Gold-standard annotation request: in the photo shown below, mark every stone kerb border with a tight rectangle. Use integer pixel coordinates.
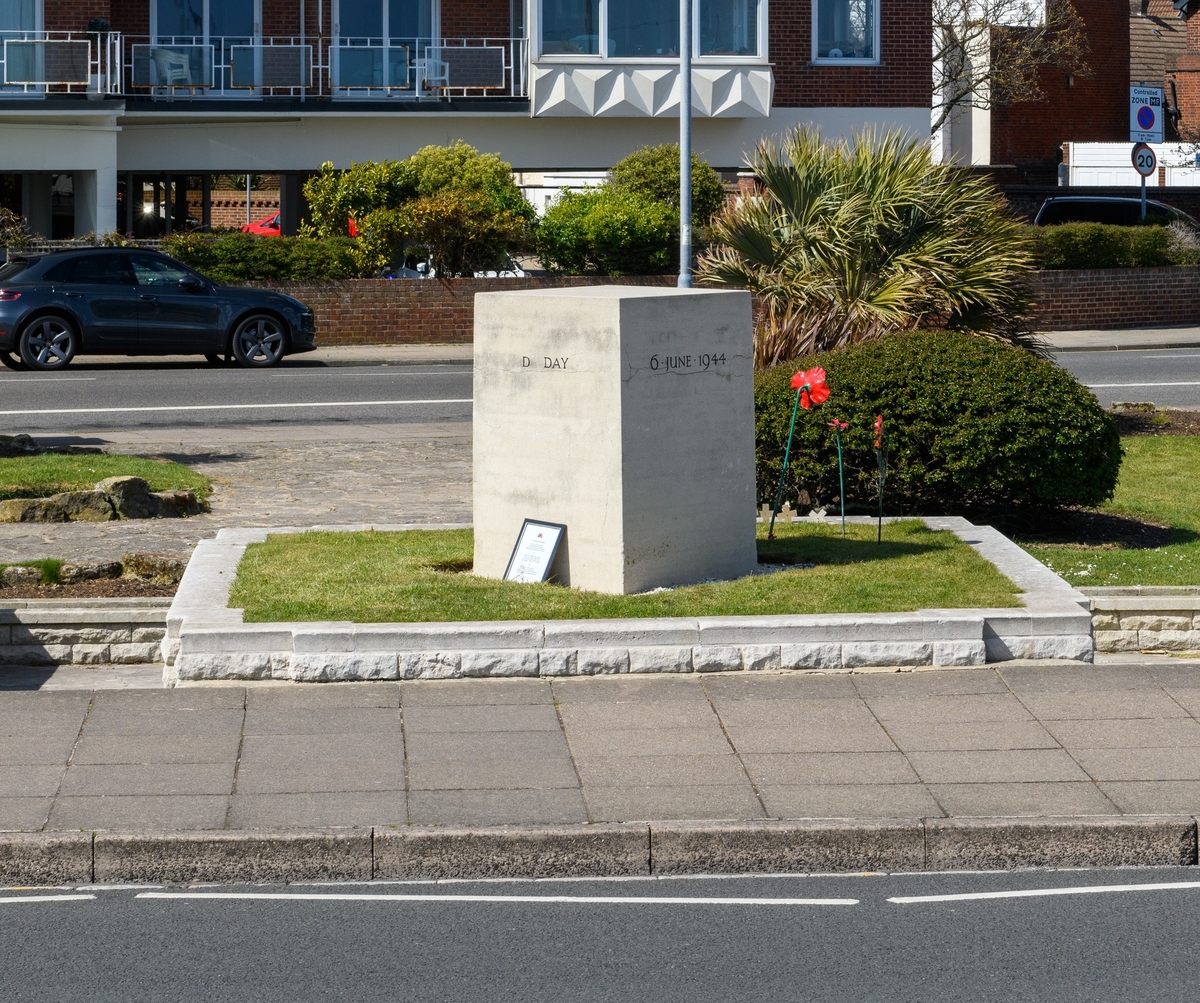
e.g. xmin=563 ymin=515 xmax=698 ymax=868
xmin=0 ymin=599 xmax=170 ymax=667
xmin=1086 ymin=587 xmax=1200 ymax=654
xmin=161 ymin=518 xmax=1094 ymax=685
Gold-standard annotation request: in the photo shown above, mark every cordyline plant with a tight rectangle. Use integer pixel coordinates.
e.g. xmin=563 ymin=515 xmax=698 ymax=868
xmin=697 ymin=128 xmax=1039 ymax=368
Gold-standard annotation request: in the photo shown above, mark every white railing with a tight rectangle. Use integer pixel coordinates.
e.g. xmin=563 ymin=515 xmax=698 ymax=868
xmin=122 ymin=35 xmax=528 ymax=99
xmin=0 ymin=30 xmax=122 ymax=95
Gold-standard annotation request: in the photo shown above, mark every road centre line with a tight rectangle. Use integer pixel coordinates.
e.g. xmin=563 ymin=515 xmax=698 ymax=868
xmin=0 ymin=377 xmax=98 ymax=382
xmin=1086 ymin=381 xmax=1200 ymax=388
xmin=889 ymin=880 xmax=1200 ymax=904
xmin=136 ymin=892 xmax=858 ymax=906
xmin=0 ymin=894 xmax=96 ymax=905
xmin=0 ymin=398 xmax=472 ymax=417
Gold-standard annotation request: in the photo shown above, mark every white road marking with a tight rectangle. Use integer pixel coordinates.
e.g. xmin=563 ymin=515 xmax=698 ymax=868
xmin=0 ymin=894 xmax=96 ymax=905
xmin=0 ymin=377 xmax=98 ymax=382
xmin=1086 ymin=381 xmax=1200 ymax=388
xmin=137 ymin=891 xmax=858 ymax=906
xmin=889 ymin=880 xmax=1200 ymax=904
xmin=0 ymin=398 xmax=472 ymax=417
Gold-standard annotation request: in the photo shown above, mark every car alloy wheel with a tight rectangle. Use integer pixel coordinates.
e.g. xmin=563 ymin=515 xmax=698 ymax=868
xmin=19 ymin=315 xmax=77 ymax=371
xmin=231 ymin=314 xmax=286 ymax=368
xmin=0 ymin=350 xmax=28 ymax=372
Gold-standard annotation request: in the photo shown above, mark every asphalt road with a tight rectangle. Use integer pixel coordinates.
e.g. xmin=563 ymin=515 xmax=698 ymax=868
xmin=1054 ymin=347 xmax=1200 ymax=409
xmin=0 ymin=360 xmax=473 ymax=436
xmin=3 ymin=868 xmax=1200 ymax=1001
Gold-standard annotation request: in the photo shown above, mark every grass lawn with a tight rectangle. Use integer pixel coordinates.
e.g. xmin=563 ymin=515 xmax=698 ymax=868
xmin=0 ymin=454 xmax=211 ymax=502
xmin=1021 ymin=435 xmax=1200 ymax=587
xmin=230 ymin=520 xmax=1021 ymax=623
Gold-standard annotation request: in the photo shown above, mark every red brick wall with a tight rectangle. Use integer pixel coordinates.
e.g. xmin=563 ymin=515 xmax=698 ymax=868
xmin=770 ymin=0 xmax=932 ymax=107
xmin=44 ymin=0 xmax=112 ymax=31
xmin=990 ymin=0 xmax=1129 ymax=168
xmin=1032 ymin=266 xmax=1200 ymax=329
xmin=441 ymin=0 xmax=511 ymax=39
xmin=109 ymin=0 xmax=148 ymax=37
xmin=248 ymin=275 xmax=676 ymax=345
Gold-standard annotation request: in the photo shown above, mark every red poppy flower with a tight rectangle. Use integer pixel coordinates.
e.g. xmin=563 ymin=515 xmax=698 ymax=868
xmin=827 ymin=419 xmax=849 ymax=432
xmin=874 ymin=414 xmax=884 ymax=449
xmin=791 ymin=367 xmax=830 ymax=410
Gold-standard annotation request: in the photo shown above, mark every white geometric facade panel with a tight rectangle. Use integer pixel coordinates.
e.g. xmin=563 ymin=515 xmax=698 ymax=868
xmin=531 ymin=63 xmax=772 ymax=118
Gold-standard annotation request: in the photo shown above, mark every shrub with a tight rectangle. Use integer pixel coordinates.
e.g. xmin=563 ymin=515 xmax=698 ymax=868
xmin=1032 ymin=223 xmax=1174 ymax=268
xmin=699 ymin=128 xmax=1036 ymax=368
xmin=161 ymin=233 xmax=364 ymax=282
xmin=534 ymin=188 xmax=678 ymax=275
xmin=608 ymin=143 xmax=727 ymax=227
xmin=755 ymin=330 xmax=1122 ymax=514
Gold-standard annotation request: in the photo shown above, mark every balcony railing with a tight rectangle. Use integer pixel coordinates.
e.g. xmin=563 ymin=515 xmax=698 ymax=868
xmin=0 ymin=30 xmax=122 ymax=95
xmin=122 ymin=36 xmax=528 ymax=100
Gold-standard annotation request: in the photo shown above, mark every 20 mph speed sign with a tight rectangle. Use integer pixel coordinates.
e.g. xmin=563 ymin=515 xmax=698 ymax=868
xmin=1132 ymin=143 xmax=1157 ymax=178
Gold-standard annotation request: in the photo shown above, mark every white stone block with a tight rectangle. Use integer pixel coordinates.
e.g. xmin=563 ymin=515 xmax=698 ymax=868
xmin=997 ymin=635 xmax=1094 ymax=661
xmin=780 ymin=643 xmax=842 ymax=671
xmin=473 ymin=286 xmax=757 ymax=594
xmin=1145 ymin=630 xmax=1200 ymax=652
xmin=71 ymin=644 xmax=111 ymax=665
xmin=692 ymin=645 xmax=743 ymax=673
xmin=1091 ymin=613 xmax=1120 ymax=631
xmin=289 ymin=652 xmax=399 ymax=682
xmin=538 ymin=649 xmax=579 ymax=676
xmin=628 ymin=646 xmax=694 ymax=673
xmin=0 ymin=644 xmax=72 ymax=666
xmin=178 ymin=626 xmax=294 ymax=654
xmin=271 ymin=652 xmax=292 ymax=679
xmin=1095 ymin=630 xmax=1141 ymax=652
xmin=460 ymin=650 xmax=540 ymax=678
xmin=1121 ymin=615 xmax=1195 ymax=632
xmin=577 ymin=648 xmax=631 ymax=675
xmin=175 ymin=652 xmax=271 ymax=680
xmin=544 ymin=618 xmax=699 ymax=648
xmin=132 ymin=627 xmax=167 ymax=643
xmin=932 ymin=640 xmax=988 ymax=666
xmin=107 ymin=642 xmax=162 ymax=664
xmin=842 ymin=642 xmax=933 ymax=668
xmin=740 ymin=645 xmax=782 ymax=672
xmin=357 ymin=623 xmax=543 ymax=652
xmin=291 ymin=626 xmax=356 ymax=653
xmin=400 ymin=652 xmax=463 ymax=680
xmin=14 ymin=627 xmax=130 ymax=645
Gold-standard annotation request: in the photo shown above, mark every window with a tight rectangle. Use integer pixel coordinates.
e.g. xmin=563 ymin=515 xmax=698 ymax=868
xmin=540 ymin=0 xmax=761 ymax=58
xmin=333 ymin=0 xmax=433 ymax=89
xmin=69 ymin=253 xmax=133 ymax=285
xmin=131 ymin=255 xmax=191 ymax=287
xmin=813 ymin=0 xmax=876 ymax=62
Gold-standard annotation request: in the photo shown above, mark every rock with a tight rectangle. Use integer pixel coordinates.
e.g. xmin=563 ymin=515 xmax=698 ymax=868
xmin=60 ymin=561 xmax=123 ymax=584
xmin=151 ymin=489 xmax=205 ymax=518
xmin=30 ymin=490 xmax=116 ymax=522
xmin=1 ymin=565 xmax=42 ymax=586
xmin=122 ymin=552 xmax=188 ymax=583
xmin=0 ymin=434 xmax=41 ymax=458
xmin=0 ymin=499 xmax=36 ymax=522
xmin=96 ymin=476 xmax=156 ymax=519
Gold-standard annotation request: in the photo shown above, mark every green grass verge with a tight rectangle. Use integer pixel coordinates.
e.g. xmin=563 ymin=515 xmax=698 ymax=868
xmin=0 ymin=454 xmax=211 ymax=502
xmin=230 ymin=520 xmax=1021 ymax=623
xmin=0 ymin=559 xmax=63 ymax=585
xmin=1022 ymin=436 xmax=1200 ymax=586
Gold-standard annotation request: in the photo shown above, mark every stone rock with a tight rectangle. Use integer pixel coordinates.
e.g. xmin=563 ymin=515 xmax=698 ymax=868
xmin=97 ymin=476 xmax=156 ymax=519
xmin=1 ymin=565 xmax=42 ymax=586
xmin=0 ymin=434 xmax=40 ymax=458
xmin=121 ymin=552 xmax=188 ymax=583
xmin=60 ymin=562 xmax=123 ymax=584
xmin=151 ymin=489 xmax=205 ymax=518
xmin=0 ymin=499 xmax=36 ymax=522
xmin=9 ymin=490 xmax=116 ymax=523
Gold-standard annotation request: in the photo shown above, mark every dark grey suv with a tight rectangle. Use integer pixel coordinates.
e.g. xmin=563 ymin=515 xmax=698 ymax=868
xmin=0 ymin=247 xmax=316 ymax=371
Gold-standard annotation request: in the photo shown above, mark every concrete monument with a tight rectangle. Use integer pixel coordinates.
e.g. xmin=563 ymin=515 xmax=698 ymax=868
xmin=473 ymin=285 xmax=757 ymax=594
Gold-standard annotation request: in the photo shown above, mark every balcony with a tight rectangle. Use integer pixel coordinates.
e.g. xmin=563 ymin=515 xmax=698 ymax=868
xmin=0 ymin=30 xmax=122 ymax=96
xmin=121 ymin=36 xmax=528 ymax=101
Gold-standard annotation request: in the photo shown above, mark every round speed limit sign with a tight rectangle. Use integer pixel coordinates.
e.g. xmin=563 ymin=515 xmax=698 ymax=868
xmin=1132 ymin=142 xmax=1157 ymax=178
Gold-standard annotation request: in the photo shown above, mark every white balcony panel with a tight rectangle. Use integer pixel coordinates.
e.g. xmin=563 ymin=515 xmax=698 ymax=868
xmin=531 ymin=63 xmax=771 ymax=117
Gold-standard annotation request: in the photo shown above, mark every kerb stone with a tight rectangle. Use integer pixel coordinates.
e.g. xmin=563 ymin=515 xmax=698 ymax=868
xmin=0 ymin=834 xmax=93 ymax=885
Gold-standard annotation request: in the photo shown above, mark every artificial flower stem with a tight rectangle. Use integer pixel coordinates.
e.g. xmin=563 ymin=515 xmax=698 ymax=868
xmin=875 ymin=445 xmax=887 ymax=544
xmin=768 ymin=386 xmax=804 ymax=541
xmin=834 ymin=427 xmax=846 ymax=537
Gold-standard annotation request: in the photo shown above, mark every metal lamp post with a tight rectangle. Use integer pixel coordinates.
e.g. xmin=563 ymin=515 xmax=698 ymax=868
xmin=678 ymin=0 xmax=692 ymax=288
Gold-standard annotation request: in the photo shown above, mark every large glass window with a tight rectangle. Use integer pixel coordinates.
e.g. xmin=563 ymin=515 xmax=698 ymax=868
xmin=0 ymin=0 xmax=38 ymax=32
xmin=156 ymin=0 xmax=203 ymax=37
xmin=333 ymin=0 xmax=432 ymax=88
xmin=814 ymin=0 xmax=875 ymax=61
xmin=541 ymin=0 xmax=759 ymax=59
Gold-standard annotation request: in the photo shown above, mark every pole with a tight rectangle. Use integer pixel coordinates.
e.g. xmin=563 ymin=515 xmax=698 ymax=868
xmin=246 ymin=174 xmax=252 ymax=227
xmin=677 ymin=0 xmax=692 ymax=288
xmin=1141 ymin=175 xmax=1147 ymax=220
xmin=768 ymin=389 xmax=802 ymax=541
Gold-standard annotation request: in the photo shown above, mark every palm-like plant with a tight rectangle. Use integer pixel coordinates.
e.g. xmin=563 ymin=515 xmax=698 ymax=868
xmin=697 ymin=128 xmax=1038 ymax=368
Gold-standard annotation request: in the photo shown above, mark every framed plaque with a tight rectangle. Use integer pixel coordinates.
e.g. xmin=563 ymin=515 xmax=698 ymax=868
xmin=503 ymin=519 xmax=566 ymax=583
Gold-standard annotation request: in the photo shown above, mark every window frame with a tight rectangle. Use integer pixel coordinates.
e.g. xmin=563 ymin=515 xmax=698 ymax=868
xmin=533 ymin=0 xmax=768 ymax=64
xmin=810 ymin=0 xmax=880 ymax=66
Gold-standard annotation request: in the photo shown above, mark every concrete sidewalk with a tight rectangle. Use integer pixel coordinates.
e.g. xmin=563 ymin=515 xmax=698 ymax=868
xmin=5 ymin=658 xmax=1200 ymax=834
xmin=59 ymin=344 xmax=472 ymax=369
xmin=1043 ymin=327 xmax=1200 ymax=352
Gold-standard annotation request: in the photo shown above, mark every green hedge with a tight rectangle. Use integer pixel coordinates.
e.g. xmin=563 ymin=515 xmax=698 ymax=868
xmin=756 ymin=331 xmax=1122 ymax=513
xmin=161 ymin=233 xmax=366 ymax=282
xmin=1031 ymin=223 xmax=1178 ymax=269
xmin=533 ymin=189 xmax=678 ymax=275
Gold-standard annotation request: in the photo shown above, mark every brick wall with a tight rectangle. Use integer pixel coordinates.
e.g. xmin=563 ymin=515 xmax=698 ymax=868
xmin=109 ymin=0 xmax=148 ymax=36
xmin=441 ymin=0 xmax=512 ymax=39
xmin=990 ymin=0 xmax=1129 ymax=168
xmin=770 ymin=0 xmax=931 ymax=107
xmin=250 ymin=275 xmax=677 ymax=345
xmin=44 ymin=0 xmax=111 ymax=31
xmin=1032 ymin=266 xmax=1200 ymax=329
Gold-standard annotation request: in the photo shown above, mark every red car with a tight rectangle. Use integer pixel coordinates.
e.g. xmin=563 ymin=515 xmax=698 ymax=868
xmin=242 ymin=213 xmax=281 ymax=236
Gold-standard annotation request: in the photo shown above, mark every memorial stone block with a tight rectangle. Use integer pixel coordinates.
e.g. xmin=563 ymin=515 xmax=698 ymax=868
xmin=473 ymin=286 xmax=757 ymax=594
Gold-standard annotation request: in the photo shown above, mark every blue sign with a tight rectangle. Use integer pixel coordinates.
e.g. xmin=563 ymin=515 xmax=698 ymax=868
xmin=1137 ymin=106 xmax=1156 ymax=130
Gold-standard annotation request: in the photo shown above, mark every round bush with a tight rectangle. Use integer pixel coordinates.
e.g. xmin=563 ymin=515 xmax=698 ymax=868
xmin=534 ymin=189 xmax=677 ymax=275
xmin=755 ymin=332 xmax=1122 ymax=513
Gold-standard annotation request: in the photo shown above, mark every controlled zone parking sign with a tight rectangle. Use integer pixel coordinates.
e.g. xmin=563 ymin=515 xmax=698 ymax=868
xmin=1130 ymin=86 xmax=1164 ymax=143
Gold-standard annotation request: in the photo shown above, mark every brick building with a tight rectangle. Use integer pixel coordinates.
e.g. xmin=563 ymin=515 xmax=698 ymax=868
xmin=0 ymin=0 xmax=931 ymax=237
xmin=1167 ymin=0 xmax=1200 ymax=139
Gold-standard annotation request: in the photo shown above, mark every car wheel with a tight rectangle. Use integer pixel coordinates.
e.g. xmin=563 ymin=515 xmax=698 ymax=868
xmin=0 ymin=351 xmax=28 ymax=372
xmin=231 ymin=315 xmax=286 ymax=368
xmin=19 ymin=315 xmax=78 ymax=371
